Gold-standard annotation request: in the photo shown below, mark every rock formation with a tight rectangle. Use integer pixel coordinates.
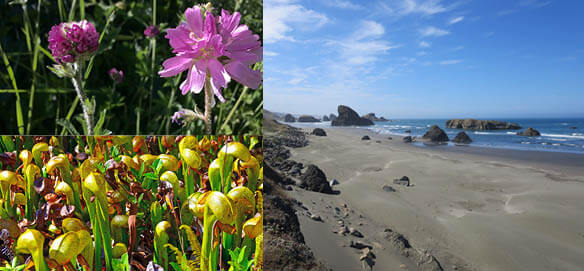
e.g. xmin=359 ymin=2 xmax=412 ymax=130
xmin=452 ymin=131 xmax=472 ymax=144
xmin=446 ymin=119 xmax=521 ymax=130
xmin=422 ymin=125 xmax=449 ymax=142
xmin=284 ymin=114 xmax=296 ymax=122
xmin=300 ymin=164 xmax=334 ymax=194
xmin=517 ymin=127 xmax=541 ymax=137
xmin=362 ymin=113 xmax=389 ymax=122
xmin=297 ymin=115 xmax=321 ymax=122
xmin=331 ymin=105 xmax=374 ymax=126
xmin=322 ymin=115 xmax=330 ymax=121
xmin=311 ymin=128 xmax=327 ymax=136
xmin=329 ymin=114 xmax=338 ymax=121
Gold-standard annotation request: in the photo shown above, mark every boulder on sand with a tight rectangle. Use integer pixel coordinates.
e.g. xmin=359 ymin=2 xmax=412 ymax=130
xmin=331 ymin=105 xmax=374 ymax=126
xmin=284 ymin=114 xmax=296 ymax=122
xmin=393 ymin=176 xmax=410 ymax=186
xmin=311 ymin=128 xmax=327 ymax=136
xmin=361 ymin=135 xmax=370 ymax=140
xmin=300 ymin=165 xmax=334 ymax=194
xmin=517 ymin=127 xmax=541 ymax=137
xmin=297 ymin=115 xmax=321 ymax=122
xmin=422 ymin=125 xmax=449 ymax=142
xmin=452 ymin=131 xmax=472 ymax=144
xmin=322 ymin=115 xmax=330 ymax=121
xmin=446 ymin=119 xmax=521 ymax=130
xmin=403 ymin=136 xmax=412 ymax=143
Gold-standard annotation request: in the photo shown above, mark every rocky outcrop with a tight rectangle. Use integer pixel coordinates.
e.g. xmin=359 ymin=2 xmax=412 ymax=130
xmin=284 ymin=114 xmax=296 ymax=122
xmin=446 ymin=119 xmax=521 ymax=130
xmin=300 ymin=165 xmax=334 ymax=194
xmin=422 ymin=125 xmax=449 ymax=142
xmin=264 ymin=165 xmax=330 ymax=271
xmin=331 ymin=105 xmax=374 ymax=126
xmin=297 ymin=115 xmax=321 ymax=122
xmin=452 ymin=131 xmax=472 ymax=144
xmin=322 ymin=115 xmax=330 ymax=121
xmin=362 ymin=113 xmax=389 ymax=122
xmin=329 ymin=114 xmax=337 ymax=121
xmin=311 ymin=128 xmax=327 ymax=136
xmin=517 ymin=127 xmax=540 ymax=137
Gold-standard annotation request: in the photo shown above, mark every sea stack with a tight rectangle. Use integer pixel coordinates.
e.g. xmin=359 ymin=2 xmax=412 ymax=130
xmin=331 ymin=105 xmax=374 ymax=126
xmin=284 ymin=114 xmax=296 ymax=122
xmin=517 ymin=127 xmax=541 ymax=136
xmin=297 ymin=115 xmax=321 ymax=122
xmin=452 ymin=131 xmax=472 ymax=144
xmin=422 ymin=125 xmax=449 ymax=142
xmin=446 ymin=119 xmax=521 ymax=130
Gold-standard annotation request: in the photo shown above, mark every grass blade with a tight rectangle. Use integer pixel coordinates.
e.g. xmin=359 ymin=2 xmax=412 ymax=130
xmin=0 ymin=43 xmax=25 ymax=134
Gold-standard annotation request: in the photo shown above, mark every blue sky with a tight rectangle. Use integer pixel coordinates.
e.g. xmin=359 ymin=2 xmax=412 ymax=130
xmin=264 ymin=0 xmax=584 ymax=118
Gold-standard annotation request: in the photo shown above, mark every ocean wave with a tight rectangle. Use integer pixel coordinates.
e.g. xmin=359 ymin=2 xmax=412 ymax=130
xmin=541 ymin=133 xmax=584 ymax=140
xmin=472 ymin=131 xmax=508 ymax=135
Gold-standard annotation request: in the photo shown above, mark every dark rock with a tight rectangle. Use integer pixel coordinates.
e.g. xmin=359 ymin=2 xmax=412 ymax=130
xmin=284 ymin=114 xmax=296 ymax=122
xmin=311 ymin=128 xmax=327 ymax=136
xmin=361 ymin=135 xmax=370 ymax=140
xmin=363 ymin=113 xmax=389 ymax=122
xmin=310 ymin=214 xmax=322 ymax=222
xmin=387 ymin=137 xmax=392 ymax=140
xmin=329 ymin=179 xmax=339 ymax=186
xmin=422 ymin=125 xmax=449 ymax=142
xmin=517 ymin=127 xmax=541 ymax=137
xmin=568 ymin=126 xmax=577 ymax=129
xmin=349 ymin=227 xmax=364 ymax=238
xmin=299 ymin=165 xmax=334 ymax=194
xmin=393 ymin=176 xmax=410 ymax=186
xmin=331 ymin=105 xmax=374 ymax=126
xmin=297 ymin=115 xmax=321 ymax=122
xmin=403 ymin=136 xmax=413 ymax=143
xmin=350 ymin=241 xmax=372 ymax=250
xmin=329 ymin=114 xmax=338 ymax=121
xmin=452 ymin=131 xmax=472 ymax=144
xmin=382 ymin=185 xmax=396 ymax=192
xmin=382 ymin=184 xmax=395 ymax=192
xmin=446 ymin=119 xmax=521 ymax=130
xmin=322 ymin=115 xmax=330 ymax=121
xmin=404 ymin=130 xmax=412 ymax=133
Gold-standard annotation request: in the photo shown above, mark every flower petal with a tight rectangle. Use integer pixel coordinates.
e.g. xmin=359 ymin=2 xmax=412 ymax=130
xmin=207 ymin=58 xmax=230 ymax=91
xmin=204 ymin=12 xmax=217 ymax=36
xmin=225 ymin=61 xmax=261 ymax=89
xmin=179 ymin=66 xmax=205 ymax=95
xmin=185 ymin=6 xmax=203 ymax=38
xmin=165 ymin=24 xmax=192 ymax=52
xmin=158 ymin=56 xmax=193 ymax=77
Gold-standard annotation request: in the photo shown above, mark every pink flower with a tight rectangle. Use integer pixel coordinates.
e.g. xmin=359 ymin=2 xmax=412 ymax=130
xmin=158 ymin=6 xmax=262 ymax=103
xmin=144 ymin=25 xmax=160 ymax=38
xmin=48 ymin=20 xmax=99 ymax=64
xmin=108 ymin=68 xmax=124 ymax=83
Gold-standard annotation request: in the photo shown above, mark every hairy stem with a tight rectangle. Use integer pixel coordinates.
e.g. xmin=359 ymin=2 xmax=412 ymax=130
xmin=203 ymin=76 xmax=213 ymax=134
xmin=72 ymin=63 xmax=93 ymax=135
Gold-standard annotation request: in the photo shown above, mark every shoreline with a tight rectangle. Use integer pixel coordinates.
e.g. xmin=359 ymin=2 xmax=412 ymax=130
xmin=267 ymin=124 xmax=584 ymax=271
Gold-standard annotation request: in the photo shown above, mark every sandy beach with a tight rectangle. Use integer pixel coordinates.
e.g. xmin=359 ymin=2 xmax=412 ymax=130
xmin=266 ymin=124 xmax=584 ymax=271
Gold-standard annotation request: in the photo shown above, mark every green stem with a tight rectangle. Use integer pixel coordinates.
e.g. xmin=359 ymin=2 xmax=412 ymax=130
xmin=96 ymin=194 xmax=113 ymax=271
xmin=83 ymin=189 xmax=102 ymax=271
xmin=201 ymin=208 xmax=215 ymax=271
xmin=31 ymin=250 xmax=49 ymax=271
xmin=218 ymin=86 xmax=248 ymax=133
xmin=203 ymin=76 xmax=213 ymax=134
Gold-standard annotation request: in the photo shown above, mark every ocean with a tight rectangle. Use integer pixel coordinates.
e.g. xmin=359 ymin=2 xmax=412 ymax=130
xmin=289 ymin=118 xmax=584 ymax=154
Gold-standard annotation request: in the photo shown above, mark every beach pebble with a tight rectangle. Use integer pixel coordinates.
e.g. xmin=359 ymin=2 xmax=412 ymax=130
xmin=330 ymin=179 xmax=339 ymax=186
xmin=388 ymin=137 xmax=393 ymax=140
xmin=362 ymin=135 xmax=371 ymax=140
xmin=399 ymin=264 xmax=407 ymax=269
xmin=382 ymin=185 xmax=396 ymax=192
xmin=350 ymin=240 xmax=372 ymax=250
xmin=350 ymin=227 xmax=364 ymax=238
xmin=310 ymin=214 xmax=323 ymax=222
xmin=337 ymin=226 xmax=349 ymax=235
xmin=393 ymin=176 xmax=410 ymax=186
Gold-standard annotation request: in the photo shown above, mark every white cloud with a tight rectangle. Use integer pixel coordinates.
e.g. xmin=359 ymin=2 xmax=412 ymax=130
xmin=448 ymin=16 xmax=464 ymax=25
xmin=355 ymin=20 xmax=385 ymax=40
xmin=519 ymin=0 xmax=551 ymax=8
xmin=324 ymin=0 xmax=362 ymax=9
xmin=264 ymin=0 xmax=328 ymax=43
xmin=452 ymin=46 xmax=464 ymax=51
xmin=401 ymin=0 xmax=447 ymax=15
xmin=264 ymin=51 xmax=279 ymax=56
xmin=417 ymin=51 xmax=428 ymax=56
xmin=440 ymin=59 xmax=463 ymax=65
xmin=419 ymin=41 xmax=431 ymax=48
xmin=420 ymin=26 xmax=449 ymax=37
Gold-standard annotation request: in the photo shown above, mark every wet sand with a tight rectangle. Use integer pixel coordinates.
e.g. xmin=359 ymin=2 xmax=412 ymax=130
xmin=287 ymin=127 xmax=584 ymax=271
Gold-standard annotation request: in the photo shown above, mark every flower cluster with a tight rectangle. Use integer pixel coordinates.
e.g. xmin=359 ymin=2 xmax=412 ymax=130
xmin=48 ymin=20 xmax=99 ymax=64
xmin=159 ymin=6 xmax=262 ymax=103
xmin=108 ymin=68 xmax=124 ymax=83
xmin=144 ymin=25 xmax=160 ymax=38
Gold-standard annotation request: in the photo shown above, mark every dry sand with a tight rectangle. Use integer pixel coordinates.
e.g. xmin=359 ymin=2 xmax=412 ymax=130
xmin=285 ymin=127 xmax=584 ymax=271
